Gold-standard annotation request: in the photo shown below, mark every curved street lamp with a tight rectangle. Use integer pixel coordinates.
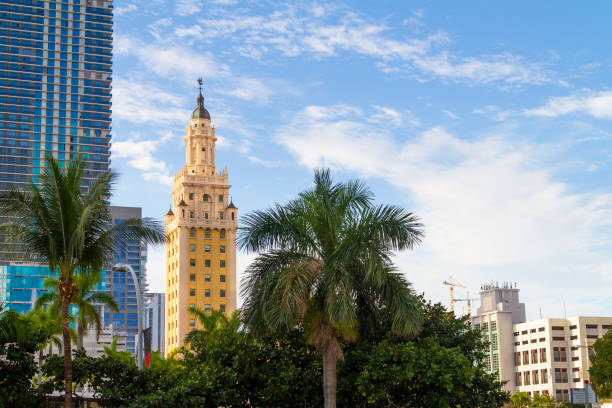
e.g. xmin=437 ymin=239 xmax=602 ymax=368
xmin=111 ymin=263 xmax=143 ymax=370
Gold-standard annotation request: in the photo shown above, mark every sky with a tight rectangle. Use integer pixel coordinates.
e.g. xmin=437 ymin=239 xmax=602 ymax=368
xmin=110 ymin=0 xmax=612 ymax=319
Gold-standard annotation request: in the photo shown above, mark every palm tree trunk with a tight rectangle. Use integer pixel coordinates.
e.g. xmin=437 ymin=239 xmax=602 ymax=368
xmin=38 ymin=347 xmax=43 ymax=384
xmin=61 ymin=294 xmax=73 ymax=408
xmin=49 ymin=342 xmax=52 ymax=355
xmin=322 ymin=340 xmax=338 ymax=408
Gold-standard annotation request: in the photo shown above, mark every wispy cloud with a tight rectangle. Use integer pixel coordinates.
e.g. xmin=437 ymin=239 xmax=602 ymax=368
xmin=219 ymin=77 xmax=275 ymax=104
xmin=188 ymin=5 xmax=556 ymax=87
xmin=175 ymin=0 xmax=201 ymax=16
xmin=114 ymin=3 xmax=137 ymax=15
xmin=112 ymin=76 xmax=189 ymax=124
xmin=111 ymin=137 xmax=174 ymax=185
xmin=525 ymin=90 xmax=612 ymax=119
xmin=115 ymin=37 xmax=228 ymax=80
xmin=275 ymin=104 xmax=612 ymax=316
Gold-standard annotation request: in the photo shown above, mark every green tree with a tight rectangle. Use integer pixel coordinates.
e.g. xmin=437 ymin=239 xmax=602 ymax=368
xmin=0 ymin=156 xmax=166 ymax=407
xmin=337 ymin=299 xmax=508 ymax=407
xmin=590 ymin=330 xmax=612 ymax=400
xmin=0 ymin=305 xmax=49 ymax=407
xmin=239 ymin=169 xmax=424 ymax=408
xmin=183 ymin=307 xmax=239 ymax=346
xmin=511 ymin=391 xmax=532 ymax=408
xmin=36 ymin=269 xmax=119 ymax=349
xmin=531 ymin=392 xmax=553 ymax=407
xmin=25 ymin=308 xmax=66 ymax=384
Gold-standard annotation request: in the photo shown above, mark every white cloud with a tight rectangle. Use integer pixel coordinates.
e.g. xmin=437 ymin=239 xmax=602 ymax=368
xmin=112 ymin=137 xmax=174 ymax=185
xmin=219 ymin=77 xmax=275 ymax=104
xmin=112 ymin=76 xmax=189 ymax=124
xmin=275 ymin=104 xmax=612 ymax=316
xmin=114 ymin=3 xmax=137 ymax=15
xmin=175 ymin=0 xmax=201 ymax=16
xmin=192 ymin=6 xmax=555 ymax=87
xmin=525 ymin=91 xmax=612 ymax=119
xmin=115 ymin=37 xmax=228 ymax=80
xmin=248 ymin=155 xmax=282 ymax=167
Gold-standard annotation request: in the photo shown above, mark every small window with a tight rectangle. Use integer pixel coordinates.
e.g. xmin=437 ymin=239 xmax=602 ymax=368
xmin=218 ymin=194 xmax=223 ymax=202
xmin=205 ymin=304 xmax=211 ymax=313
xmin=189 ymin=258 xmax=196 ymax=266
xmin=220 ymin=274 xmax=226 ymax=283
xmin=189 ymin=244 xmax=196 ymax=252
xmin=220 ymin=289 xmax=226 ymax=298
xmin=189 ymin=228 xmax=196 ymax=237
xmin=189 ymin=303 xmax=195 ymax=309
xmin=220 ymin=304 xmax=226 ymax=313
xmin=189 ymin=193 xmax=194 ymax=200
xmin=205 ymin=244 xmax=211 ymax=252
xmin=205 ymin=260 xmax=211 ymax=267
xmin=201 ymin=147 xmax=205 ymax=151
xmin=190 ymin=211 xmax=195 ymax=218
xmin=204 ymin=212 xmax=209 ymax=219
xmin=219 ymin=212 xmax=224 ymax=220
xmin=190 ymin=319 xmax=195 ymax=327
xmin=205 ymin=289 xmax=210 ymax=297
xmin=189 ymin=273 xmax=196 ymax=282
xmin=220 ymin=260 xmax=226 ymax=268
xmin=203 ymin=194 xmax=209 ymax=202
xmin=220 ymin=245 xmax=225 ymax=253
xmin=205 ymin=229 xmax=210 ymax=238
xmin=189 ymin=288 xmax=195 ymax=296
xmin=205 ymin=274 xmax=211 ymax=282
xmin=220 ymin=229 xmax=226 ymax=239
xmin=231 ymin=212 xmax=235 ymax=221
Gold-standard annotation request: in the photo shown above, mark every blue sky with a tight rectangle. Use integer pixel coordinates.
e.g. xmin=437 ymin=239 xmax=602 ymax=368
xmin=110 ymin=0 xmax=612 ymax=319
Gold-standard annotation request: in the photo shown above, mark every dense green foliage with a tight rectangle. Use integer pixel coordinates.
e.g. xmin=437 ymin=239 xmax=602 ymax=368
xmin=590 ymin=329 xmax=612 ymax=399
xmin=36 ymin=300 xmax=508 ymax=408
xmin=0 ymin=307 xmax=51 ymax=407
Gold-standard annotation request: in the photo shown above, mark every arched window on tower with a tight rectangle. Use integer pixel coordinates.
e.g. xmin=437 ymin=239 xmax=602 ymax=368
xmin=203 ymin=194 xmax=209 ymax=202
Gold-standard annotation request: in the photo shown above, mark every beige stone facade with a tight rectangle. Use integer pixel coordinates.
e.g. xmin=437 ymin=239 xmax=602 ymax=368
xmin=164 ymin=88 xmax=238 ymax=356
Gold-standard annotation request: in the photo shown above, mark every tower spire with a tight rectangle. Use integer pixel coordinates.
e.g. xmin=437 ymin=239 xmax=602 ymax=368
xmin=197 ymin=77 xmax=204 ymax=108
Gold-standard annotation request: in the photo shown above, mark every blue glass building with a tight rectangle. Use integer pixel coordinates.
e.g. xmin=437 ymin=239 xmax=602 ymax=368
xmin=106 ymin=206 xmax=147 ymax=355
xmin=0 ymin=0 xmax=112 ymax=259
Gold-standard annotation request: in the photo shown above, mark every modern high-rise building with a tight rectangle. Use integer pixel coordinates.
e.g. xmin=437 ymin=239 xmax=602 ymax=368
xmin=471 ymin=282 xmax=611 ymax=403
xmin=144 ymin=292 xmax=164 ymax=354
xmin=164 ymin=83 xmax=238 ymax=356
xmin=0 ymin=0 xmax=113 ymax=260
xmin=106 ymin=205 xmax=147 ymax=355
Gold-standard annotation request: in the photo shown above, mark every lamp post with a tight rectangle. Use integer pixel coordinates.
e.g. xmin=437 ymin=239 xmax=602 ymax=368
xmin=112 ymin=263 xmax=143 ymax=370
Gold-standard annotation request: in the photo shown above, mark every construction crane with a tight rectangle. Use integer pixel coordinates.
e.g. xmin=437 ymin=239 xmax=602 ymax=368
xmin=454 ymin=293 xmax=479 ymax=315
xmin=442 ymin=275 xmax=467 ymax=312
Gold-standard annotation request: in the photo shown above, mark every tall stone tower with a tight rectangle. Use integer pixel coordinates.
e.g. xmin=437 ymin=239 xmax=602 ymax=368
xmin=164 ymin=80 xmax=237 ymax=355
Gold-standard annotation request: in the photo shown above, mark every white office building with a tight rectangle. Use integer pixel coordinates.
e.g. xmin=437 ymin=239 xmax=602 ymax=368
xmin=471 ymin=282 xmax=610 ymax=403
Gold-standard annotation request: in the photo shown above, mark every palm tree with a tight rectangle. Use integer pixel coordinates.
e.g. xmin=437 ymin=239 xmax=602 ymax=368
xmin=25 ymin=308 xmax=65 ymax=384
xmin=184 ymin=307 xmax=240 ymax=346
xmin=511 ymin=391 xmax=532 ymax=408
xmin=239 ymin=169 xmax=424 ymax=408
xmin=0 ymin=156 xmax=166 ymax=408
xmin=0 ymin=303 xmax=25 ymax=345
xmin=36 ymin=269 xmax=119 ymax=349
xmin=531 ymin=393 xmax=553 ymax=407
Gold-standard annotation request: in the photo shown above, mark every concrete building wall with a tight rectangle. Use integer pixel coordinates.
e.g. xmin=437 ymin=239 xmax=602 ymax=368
xmin=513 ymin=316 xmax=611 ymax=402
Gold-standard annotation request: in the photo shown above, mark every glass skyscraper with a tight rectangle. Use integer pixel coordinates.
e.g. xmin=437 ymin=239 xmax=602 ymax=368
xmin=107 ymin=206 xmax=147 ymax=355
xmin=0 ymin=0 xmax=112 ymax=259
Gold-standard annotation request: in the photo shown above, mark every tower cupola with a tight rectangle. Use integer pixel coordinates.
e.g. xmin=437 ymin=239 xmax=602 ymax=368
xmin=191 ymin=78 xmax=210 ymax=120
